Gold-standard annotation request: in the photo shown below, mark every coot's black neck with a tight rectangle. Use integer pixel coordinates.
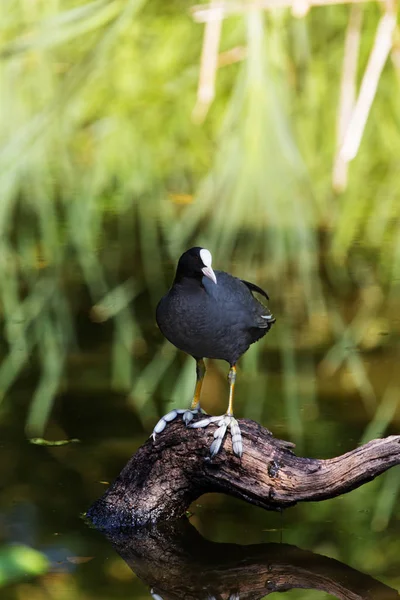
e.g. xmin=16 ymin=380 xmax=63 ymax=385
xmin=173 ymin=269 xmax=204 ymax=288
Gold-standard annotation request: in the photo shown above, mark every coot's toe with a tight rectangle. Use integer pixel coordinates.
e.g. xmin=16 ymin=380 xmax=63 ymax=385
xmin=151 ymin=406 xmax=204 ymax=440
xmin=191 ymin=414 xmax=243 ymax=458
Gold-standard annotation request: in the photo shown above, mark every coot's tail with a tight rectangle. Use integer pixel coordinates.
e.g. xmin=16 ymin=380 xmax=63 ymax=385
xmin=259 ymin=313 xmax=276 ymax=330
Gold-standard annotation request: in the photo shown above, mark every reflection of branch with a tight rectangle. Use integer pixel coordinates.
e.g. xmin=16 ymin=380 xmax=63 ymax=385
xmin=101 ymin=519 xmax=400 ymax=599
xmin=87 ymin=418 xmax=400 ymax=528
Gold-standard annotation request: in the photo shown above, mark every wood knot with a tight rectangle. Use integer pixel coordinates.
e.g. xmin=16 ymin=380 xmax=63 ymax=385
xmin=268 ymin=460 xmax=280 ymax=478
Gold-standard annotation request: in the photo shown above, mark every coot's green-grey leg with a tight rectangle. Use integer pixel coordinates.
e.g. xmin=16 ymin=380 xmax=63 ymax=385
xmin=151 ymin=359 xmax=206 ymax=440
xmin=190 ymin=364 xmax=243 ymax=458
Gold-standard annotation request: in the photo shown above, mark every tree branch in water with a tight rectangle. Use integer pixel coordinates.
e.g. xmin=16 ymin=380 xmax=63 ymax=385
xmin=87 ymin=418 xmax=400 ymax=528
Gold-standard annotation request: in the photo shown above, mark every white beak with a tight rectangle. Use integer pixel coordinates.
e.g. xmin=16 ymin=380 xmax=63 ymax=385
xmin=201 ymin=265 xmax=217 ymax=284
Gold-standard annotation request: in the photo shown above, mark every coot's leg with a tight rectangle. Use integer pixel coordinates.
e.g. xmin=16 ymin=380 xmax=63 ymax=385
xmin=189 ymin=364 xmax=243 ymax=458
xmin=186 ymin=358 xmax=206 ymax=418
xmin=226 ymin=364 xmax=236 ymax=416
xmin=151 ymin=359 xmax=206 ymax=440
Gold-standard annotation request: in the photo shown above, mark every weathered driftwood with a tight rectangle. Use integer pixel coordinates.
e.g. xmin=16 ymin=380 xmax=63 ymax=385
xmin=87 ymin=417 xmax=400 ymax=528
xmin=104 ymin=519 xmax=400 ymax=599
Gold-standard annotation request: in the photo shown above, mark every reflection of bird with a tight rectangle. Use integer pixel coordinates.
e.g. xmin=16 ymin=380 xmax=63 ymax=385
xmin=153 ymin=247 xmax=275 ymax=457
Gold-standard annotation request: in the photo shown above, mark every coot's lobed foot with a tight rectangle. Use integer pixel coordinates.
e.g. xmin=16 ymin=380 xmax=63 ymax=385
xmin=190 ymin=415 xmax=243 ymax=458
xmin=152 ymin=406 xmax=204 ymax=441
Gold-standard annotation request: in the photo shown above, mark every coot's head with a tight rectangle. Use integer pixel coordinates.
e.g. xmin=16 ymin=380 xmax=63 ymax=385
xmin=174 ymin=247 xmax=217 ymax=284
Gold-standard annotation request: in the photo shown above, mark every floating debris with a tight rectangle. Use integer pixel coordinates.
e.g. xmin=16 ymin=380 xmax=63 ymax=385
xmin=29 ymin=437 xmax=81 ymax=446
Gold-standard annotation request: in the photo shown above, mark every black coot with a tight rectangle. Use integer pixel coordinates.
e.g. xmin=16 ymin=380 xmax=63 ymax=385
xmin=152 ymin=247 xmax=275 ymax=457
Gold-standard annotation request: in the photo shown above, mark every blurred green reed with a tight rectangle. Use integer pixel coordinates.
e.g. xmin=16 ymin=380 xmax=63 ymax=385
xmin=0 ymin=0 xmax=399 ymax=509
xmin=0 ymin=544 xmax=49 ymax=588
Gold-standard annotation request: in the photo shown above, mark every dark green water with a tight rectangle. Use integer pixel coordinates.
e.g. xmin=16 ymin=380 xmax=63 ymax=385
xmin=1 ymin=367 xmax=399 ymax=599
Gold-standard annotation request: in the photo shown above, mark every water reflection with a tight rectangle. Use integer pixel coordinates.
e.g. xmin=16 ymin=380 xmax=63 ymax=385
xmin=99 ymin=519 xmax=399 ymax=600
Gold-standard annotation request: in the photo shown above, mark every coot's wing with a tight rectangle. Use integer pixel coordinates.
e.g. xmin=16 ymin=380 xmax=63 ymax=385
xmin=205 ymin=272 xmax=275 ymax=330
xmin=241 ymin=279 xmax=269 ymax=301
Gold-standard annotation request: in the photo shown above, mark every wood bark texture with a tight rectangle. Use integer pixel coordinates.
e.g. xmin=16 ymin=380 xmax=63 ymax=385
xmin=87 ymin=417 xmax=400 ymax=528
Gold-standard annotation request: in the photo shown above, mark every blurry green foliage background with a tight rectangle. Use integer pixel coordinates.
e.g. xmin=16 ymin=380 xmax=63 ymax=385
xmin=0 ymin=1 xmax=400 ymax=594
xmin=1 ymin=0 xmax=399 ymax=436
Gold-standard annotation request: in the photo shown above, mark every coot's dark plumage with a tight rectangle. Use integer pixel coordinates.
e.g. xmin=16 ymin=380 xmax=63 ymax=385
xmin=153 ymin=247 xmax=275 ymax=457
